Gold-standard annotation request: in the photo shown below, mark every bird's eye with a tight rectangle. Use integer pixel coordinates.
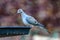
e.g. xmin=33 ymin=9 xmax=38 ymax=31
xmin=20 ymin=12 xmax=22 ymax=13
xmin=35 ymin=21 xmax=37 ymax=23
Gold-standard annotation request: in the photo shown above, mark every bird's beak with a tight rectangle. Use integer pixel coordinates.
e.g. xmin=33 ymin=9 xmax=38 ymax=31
xmin=16 ymin=10 xmax=20 ymax=15
xmin=17 ymin=9 xmax=20 ymax=13
xmin=16 ymin=12 xmax=21 ymax=15
xmin=15 ymin=13 xmax=21 ymax=18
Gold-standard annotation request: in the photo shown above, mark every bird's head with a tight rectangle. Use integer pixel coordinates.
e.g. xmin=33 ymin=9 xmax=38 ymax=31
xmin=17 ymin=9 xmax=24 ymax=14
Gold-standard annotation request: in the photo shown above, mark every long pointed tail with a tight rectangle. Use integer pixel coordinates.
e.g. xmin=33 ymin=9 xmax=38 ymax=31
xmin=37 ymin=23 xmax=50 ymax=34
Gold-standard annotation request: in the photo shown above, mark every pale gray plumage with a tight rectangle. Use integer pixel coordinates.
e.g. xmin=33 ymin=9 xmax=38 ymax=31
xmin=17 ymin=9 xmax=49 ymax=33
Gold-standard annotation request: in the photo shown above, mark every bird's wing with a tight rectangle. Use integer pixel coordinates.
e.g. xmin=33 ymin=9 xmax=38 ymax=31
xmin=26 ymin=16 xmax=49 ymax=34
xmin=26 ymin=16 xmax=43 ymax=26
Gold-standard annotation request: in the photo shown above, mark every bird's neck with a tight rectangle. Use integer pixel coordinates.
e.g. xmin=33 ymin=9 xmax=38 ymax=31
xmin=21 ymin=12 xmax=28 ymax=18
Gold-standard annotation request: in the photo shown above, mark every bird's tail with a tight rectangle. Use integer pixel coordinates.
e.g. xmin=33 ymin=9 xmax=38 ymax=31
xmin=37 ymin=23 xmax=50 ymax=34
xmin=40 ymin=27 xmax=50 ymax=34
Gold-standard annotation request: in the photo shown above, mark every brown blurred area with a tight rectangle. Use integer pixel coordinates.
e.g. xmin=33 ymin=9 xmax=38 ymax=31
xmin=0 ymin=0 xmax=60 ymax=32
xmin=0 ymin=0 xmax=60 ymax=40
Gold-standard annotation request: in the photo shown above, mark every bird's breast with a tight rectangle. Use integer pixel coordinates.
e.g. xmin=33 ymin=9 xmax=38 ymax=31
xmin=22 ymin=18 xmax=30 ymax=26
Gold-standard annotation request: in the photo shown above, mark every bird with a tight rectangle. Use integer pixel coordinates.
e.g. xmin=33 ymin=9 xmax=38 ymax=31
xmin=17 ymin=9 xmax=49 ymax=34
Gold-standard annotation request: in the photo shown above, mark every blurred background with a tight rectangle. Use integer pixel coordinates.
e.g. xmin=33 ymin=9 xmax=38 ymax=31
xmin=0 ymin=0 xmax=60 ymax=40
